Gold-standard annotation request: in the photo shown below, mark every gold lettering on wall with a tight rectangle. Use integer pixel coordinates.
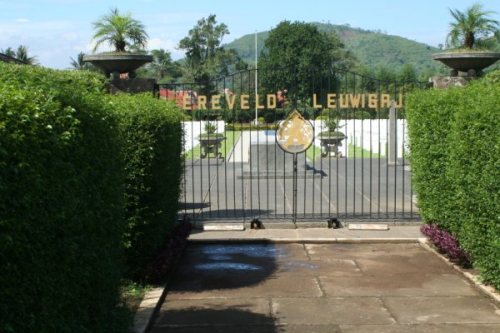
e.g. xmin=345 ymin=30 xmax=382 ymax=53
xmin=327 ymin=94 xmax=336 ymax=108
xmin=183 ymin=94 xmax=191 ymax=109
xmin=313 ymin=94 xmax=322 ymax=109
xmin=211 ymin=95 xmax=221 ymax=110
xmin=368 ymin=94 xmax=378 ymax=109
xmin=198 ymin=96 xmax=207 ymax=110
xmin=240 ymin=95 xmax=249 ymax=110
xmin=381 ymin=94 xmax=390 ymax=108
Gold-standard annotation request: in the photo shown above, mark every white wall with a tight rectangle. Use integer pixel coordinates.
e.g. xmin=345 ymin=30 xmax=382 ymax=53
xmin=182 ymin=121 xmax=225 ymax=152
xmin=311 ymin=119 xmax=409 ymax=158
xmin=182 ymin=120 xmax=409 ymax=159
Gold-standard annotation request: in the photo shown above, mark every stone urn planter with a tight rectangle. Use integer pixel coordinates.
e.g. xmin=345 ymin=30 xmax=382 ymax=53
xmin=198 ymin=133 xmax=225 ymax=160
xmin=198 ymin=122 xmax=225 ymax=160
xmin=317 ymin=119 xmax=346 ymax=158
xmin=432 ymin=51 xmax=500 ymax=77
xmin=317 ymin=131 xmax=346 ymax=157
xmin=83 ymin=52 xmax=153 ymax=79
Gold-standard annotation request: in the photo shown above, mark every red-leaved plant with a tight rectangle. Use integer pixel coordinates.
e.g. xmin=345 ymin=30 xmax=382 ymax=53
xmin=421 ymin=224 xmax=471 ymax=267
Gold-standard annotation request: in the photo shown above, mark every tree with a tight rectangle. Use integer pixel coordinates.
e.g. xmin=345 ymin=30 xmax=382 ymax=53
xmin=70 ymin=52 xmax=96 ymax=70
xmin=1 ymin=45 xmax=37 ymax=64
xmin=376 ymin=66 xmax=397 ymax=82
xmin=398 ymin=63 xmax=418 ymax=82
xmin=92 ymin=8 xmax=148 ymax=52
xmin=446 ymin=3 xmax=499 ymax=49
xmin=148 ymin=49 xmax=182 ymax=82
xmin=258 ymin=21 xmax=354 ymax=102
xmin=1 ymin=47 xmax=16 ymax=58
xmin=179 ymin=14 xmax=242 ymax=91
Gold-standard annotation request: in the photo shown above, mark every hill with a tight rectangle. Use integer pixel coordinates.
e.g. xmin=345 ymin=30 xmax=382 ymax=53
xmin=225 ymin=22 xmax=447 ymax=77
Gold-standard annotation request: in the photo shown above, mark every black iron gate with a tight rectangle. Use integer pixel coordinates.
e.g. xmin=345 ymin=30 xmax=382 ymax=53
xmin=156 ymin=68 xmax=424 ymax=223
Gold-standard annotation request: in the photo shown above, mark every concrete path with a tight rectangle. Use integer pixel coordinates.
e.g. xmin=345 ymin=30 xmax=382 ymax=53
xmin=149 ymin=242 xmax=500 ymax=333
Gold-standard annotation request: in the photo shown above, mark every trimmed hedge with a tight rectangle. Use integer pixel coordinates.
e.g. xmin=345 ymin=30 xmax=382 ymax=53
xmin=0 ymin=64 xmax=129 ymax=332
xmin=0 ymin=63 xmax=185 ymax=331
xmin=109 ymin=94 xmax=184 ymax=279
xmin=407 ymin=73 xmax=500 ymax=289
xmin=447 ymin=81 xmax=499 ymax=288
xmin=406 ymin=88 xmax=462 ymax=232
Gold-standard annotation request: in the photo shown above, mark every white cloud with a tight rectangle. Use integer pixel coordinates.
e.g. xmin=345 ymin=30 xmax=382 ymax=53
xmin=61 ymin=32 xmax=79 ymax=42
xmin=16 ymin=18 xmax=30 ymax=23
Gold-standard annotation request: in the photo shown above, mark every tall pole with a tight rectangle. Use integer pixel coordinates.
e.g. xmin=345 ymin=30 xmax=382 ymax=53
xmin=254 ymin=30 xmax=258 ymax=124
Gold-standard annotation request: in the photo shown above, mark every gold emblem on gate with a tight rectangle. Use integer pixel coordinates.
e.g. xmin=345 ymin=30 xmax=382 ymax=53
xmin=276 ymin=110 xmax=314 ymax=154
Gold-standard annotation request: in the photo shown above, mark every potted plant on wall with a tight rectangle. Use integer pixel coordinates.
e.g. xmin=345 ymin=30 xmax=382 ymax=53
xmin=198 ymin=122 xmax=225 ymax=159
xmin=433 ymin=3 xmax=500 ymax=77
xmin=317 ymin=118 xmax=346 ymax=158
xmin=83 ymin=8 xmax=153 ymax=79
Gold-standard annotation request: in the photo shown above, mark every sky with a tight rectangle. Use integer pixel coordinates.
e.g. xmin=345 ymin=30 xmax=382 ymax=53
xmin=1 ymin=0 xmax=499 ymax=69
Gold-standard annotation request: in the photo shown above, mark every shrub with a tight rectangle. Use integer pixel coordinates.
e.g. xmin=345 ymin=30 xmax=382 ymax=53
xmin=421 ymin=224 xmax=470 ymax=266
xmin=352 ymin=110 xmax=372 ymax=119
xmin=446 ymin=81 xmax=500 ymax=288
xmin=406 ymin=88 xmax=462 ymax=232
xmin=109 ymin=94 xmax=184 ymax=280
xmin=407 ymin=78 xmax=500 ymax=289
xmin=225 ymin=123 xmax=278 ymax=131
xmin=0 ymin=63 xmax=129 ymax=332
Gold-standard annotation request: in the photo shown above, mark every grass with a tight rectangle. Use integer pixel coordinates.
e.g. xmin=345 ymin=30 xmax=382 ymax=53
xmin=305 ymin=143 xmax=383 ymax=161
xmin=348 ymin=143 xmax=382 ymax=158
xmin=121 ymin=280 xmax=152 ymax=314
xmin=185 ymin=130 xmax=241 ymax=160
xmin=306 ymin=144 xmax=322 ymax=161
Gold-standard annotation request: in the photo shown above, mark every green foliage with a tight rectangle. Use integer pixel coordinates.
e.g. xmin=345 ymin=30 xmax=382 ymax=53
xmin=226 ymin=22 xmax=446 ymax=77
xmin=70 ymin=51 xmax=98 ymax=71
xmin=1 ymin=45 xmax=38 ymax=65
xmin=446 ymin=81 xmax=500 ymax=288
xmin=204 ymin=121 xmax=217 ymax=134
xmin=406 ymin=78 xmax=500 ymax=289
xmin=406 ymin=88 xmax=462 ymax=230
xmin=109 ymin=94 xmax=184 ymax=279
xmin=446 ymin=3 xmax=499 ymax=49
xmin=225 ymin=123 xmax=278 ymax=131
xmin=138 ymin=49 xmax=183 ymax=82
xmin=0 ymin=63 xmax=185 ymax=331
xmin=179 ymin=15 xmax=244 ymax=91
xmin=0 ymin=63 xmax=129 ymax=332
xmin=482 ymin=69 xmax=500 ymax=84
xmin=259 ymin=21 xmax=351 ymax=101
xmin=92 ymin=8 xmax=148 ymax=52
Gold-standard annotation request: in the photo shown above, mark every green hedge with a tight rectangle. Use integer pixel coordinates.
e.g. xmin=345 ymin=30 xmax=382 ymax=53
xmin=0 ymin=63 xmax=185 ymax=331
xmin=0 ymin=64 xmax=129 ymax=332
xmin=109 ymin=94 xmax=184 ymax=279
xmin=406 ymin=88 xmax=462 ymax=232
xmin=447 ymin=82 xmax=499 ymax=288
xmin=406 ymin=73 xmax=500 ymax=289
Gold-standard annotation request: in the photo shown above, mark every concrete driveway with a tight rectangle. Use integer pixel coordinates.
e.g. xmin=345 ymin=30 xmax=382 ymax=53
xmin=149 ymin=243 xmax=500 ymax=332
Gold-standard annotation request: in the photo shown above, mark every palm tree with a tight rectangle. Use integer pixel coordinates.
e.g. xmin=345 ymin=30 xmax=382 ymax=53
xmin=1 ymin=47 xmax=16 ymax=58
xmin=92 ymin=8 xmax=148 ymax=52
xmin=446 ymin=3 xmax=499 ymax=49
xmin=1 ymin=45 xmax=37 ymax=64
xmin=16 ymin=45 xmax=38 ymax=64
xmin=70 ymin=52 xmax=97 ymax=70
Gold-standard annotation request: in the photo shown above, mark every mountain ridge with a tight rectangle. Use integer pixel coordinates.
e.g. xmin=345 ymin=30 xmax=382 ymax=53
xmin=224 ymin=22 xmax=446 ymax=77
